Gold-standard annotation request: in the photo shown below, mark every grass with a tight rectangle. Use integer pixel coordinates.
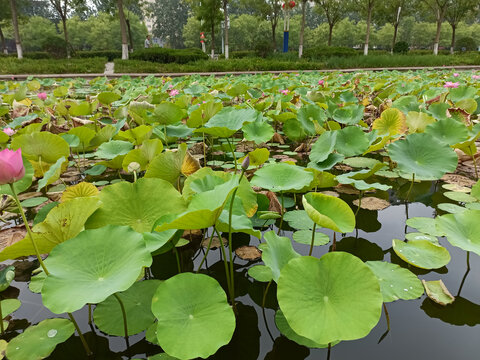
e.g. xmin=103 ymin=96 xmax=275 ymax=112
xmin=114 ymin=53 xmax=480 ymax=73
xmin=0 ymin=57 xmax=107 ymax=74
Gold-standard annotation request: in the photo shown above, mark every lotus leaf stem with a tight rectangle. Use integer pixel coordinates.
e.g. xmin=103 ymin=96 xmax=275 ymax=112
xmin=216 ymin=227 xmax=234 ymax=310
xmin=355 ymin=191 xmax=364 ymax=217
xmin=226 ymin=137 xmax=238 ymax=174
xmin=457 ymin=252 xmax=471 ymax=297
xmin=308 ymin=223 xmax=317 ymax=256
xmin=331 ymin=232 xmax=336 ymax=252
xmin=262 ymin=280 xmax=272 ymax=309
xmin=472 ymin=154 xmax=478 ymax=179
xmin=277 ymin=192 xmax=285 ymax=235
xmin=261 ymin=280 xmax=275 ymax=342
xmin=0 ymin=301 xmax=4 ymax=334
xmin=405 ymin=173 xmax=415 ymax=203
xmin=88 ymin=304 xmax=92 ymax=325
xmin=327 ymin=342 xmax=332 ymax=360
xmin=196 ymin=229 xmax=217 ymax=273
xmin=173 ymin=246 xmax=182 ymax=273
xmin=383 ymin=303 xmax=390 ymax=331
xmin=113 ymin=293 xmax=129 ymax=347
xmin=67 ymin=312 xmax=92 ymax=356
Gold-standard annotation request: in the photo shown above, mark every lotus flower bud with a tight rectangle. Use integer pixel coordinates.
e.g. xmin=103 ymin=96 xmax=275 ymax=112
xmin=241 ymin=156 xmax=250 ymax=170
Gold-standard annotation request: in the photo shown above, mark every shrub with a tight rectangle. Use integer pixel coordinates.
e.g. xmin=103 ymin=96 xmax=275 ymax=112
xmin=130 ymin=48 xmax=208 ymax=64
xmin=254 ymin=39 xmax=273 ymax=58
xmin=76 ymin=50 xmax=122 ymax=61
xmin=303 ymin=46 xmax=357 ymax=60
xmin=41 ymin=35 xmax=73 ymax=59
xmin=455 ymin=37 xmax=477 ymax=52
xmin=393 ymin=41 xmax=409 ymax=54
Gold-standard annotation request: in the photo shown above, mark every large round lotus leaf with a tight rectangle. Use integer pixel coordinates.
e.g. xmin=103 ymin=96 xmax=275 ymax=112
xmin=283 ymin=118 xmax=307 ymax=141
xmin=297 ymin=104 xmax=325 ymax=135
xmin=425 ymin=117 xmax=469 ymax=146
xmin=94 ymin=280 xmax=161 ymax=336
xmin=242 ymin=120 xmax=275 ymax=144
xmin=258 ymin=231 xmax=300 ymax=282
xmin=405 ymin=232 xmax=439 ymax=244
xmin=275 ymin=310 xmax=332 ymax=349
xmin=94 ymin=140 xmax=133 ymax=160
xmin=334 ymin=127 xmax=370 ymax=157
xmin=309 ymin=131 xmax=337 ymax=163
xmin=372 ymin=108 xmax=407 ymax=136
xmin=41 ymin=225 xmax=152 ymax=314
xmin=11 ymin=132 xmax=70 ymax=164
xmin=284 ymin=210 xmax=315 ymax=230
xmin=0 ymin=267 xmax=15 ymax=292
xmin=277 ymin=253 xmax=383 ymax=344
xmin=248 ymin=265 xmax=273 ymax=282
xmin=1 ymin=299 xmax=21 ymax=317
xmin=392 ymin=95 xmax=419 ymax=114
xmin=387 ymin=133 xmax=458 ymax=180
xmin=302 ymin=192 xmax=355 ymax=233
xmin=86 ymin=178 xmax=186 ymax=233
xmin=292 ymin=230 xmax=330 ymax=246
xmin=151 ymin=273 xmax=235 ymax=360
xmin=443 ymin=191 xmax=478 ymax=203
xmin=365 ymin=261 xmax=423 ymax=302
xmin=437 ymin=209 xmax=480 ymax=256
xmin=405 ymin=111 xmax=436 ymax=133
xmin=153 ymin=103 xmax=185 ymax=125
xmin=342 ymin=157 xmax=380 ymax=169
xmin=6 ymin=318 xmax=75 ymax=360
xmin=196 ymin=107 xmax=259 ymax=138
xmin=250 ymin=162 xmax=314 ymax=192
xmin=98 ymin=91 xmax=121 ymax=105
xmin=448 ymin=86 xmax=477 ymax=102
xmin=332 ymin=104 xmax=364 ymax=125
xmin=406 ymin=217 xmax=444 ymax=236
xmin=392 ymin=239 xmax=450 ymax=269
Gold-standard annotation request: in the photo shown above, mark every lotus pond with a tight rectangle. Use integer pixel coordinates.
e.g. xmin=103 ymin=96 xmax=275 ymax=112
xmin=0 ymin=70 xmax=480 ymax=360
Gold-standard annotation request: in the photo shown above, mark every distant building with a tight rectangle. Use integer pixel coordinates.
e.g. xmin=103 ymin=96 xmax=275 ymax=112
xmin=142 ymin=0 xmax=165 ymax=47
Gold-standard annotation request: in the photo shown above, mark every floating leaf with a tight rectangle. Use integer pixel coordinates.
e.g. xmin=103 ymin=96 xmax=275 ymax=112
xmin=422 ymin=280 xmax=455 ymax=306
xmin=406 ymin=217 xmax=444 ymax=236
xmin=292 ymin=230 xmax=330 ymax=246
xmin=366 ymin=261 xmax=423 ymax=302
xmin=248 ymin=265 xmax=273 ymax=282
xmin=353 ymin=197 xmax=390 ymax=211
xmin=41 ymin=225 xmax=152 ymax=313
xmin=443 ymin=191 xmax=477 ymax=203
xmin=277 ymin=253 xmax=382 ymax=345
xmin=405 ymin=232 xmax=439 ymax=243
xmin=392 ymin=239 xmax=450 ymax=269
xmin=436 ymin=209 xmax=480 ymax=256
xmin=151 ymin=273 xmax=235 ymax=360
xmin=333 ymin=104 xmax=364 ymax=125
xmin=283 ymin=210 xmax=314 ymax=230
xmin=334 ymin=127 xmax=370 ymax=157
xmin=250 ymin=163 xmax=314 ymax=192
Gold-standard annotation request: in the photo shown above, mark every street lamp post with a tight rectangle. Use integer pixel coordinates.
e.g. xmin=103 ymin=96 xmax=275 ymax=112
xmin=282 ymin=1 xmax=296 ymax=53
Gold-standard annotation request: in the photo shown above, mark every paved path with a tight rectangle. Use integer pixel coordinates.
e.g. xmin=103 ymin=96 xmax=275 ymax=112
xmin=104 ymin=62 xmax=114 ymax=75
xmin=2 ymin=64 xmax=480 ymax=80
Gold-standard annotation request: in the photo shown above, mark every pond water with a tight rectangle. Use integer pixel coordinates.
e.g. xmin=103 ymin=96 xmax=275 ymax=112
xmin=3 ymin=180 xmax=479 ymax=360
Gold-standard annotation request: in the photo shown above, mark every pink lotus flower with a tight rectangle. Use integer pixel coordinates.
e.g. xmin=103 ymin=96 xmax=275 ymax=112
xmin=169 ymin=89 xmax=179 ymax=96
xmin=2 ymin=128 xmax=15 ymax=136
xmin=168 ymin=84 xmax=174 ymax=88
xmin=37 ymin=92 xmax=47 ymax=101
xmin=472 ymin=75 xmax=480 ymax=80
xmin=453 ymin=73 xmax=459 ymax=77
xmin=280 ymin=89 xmax=289 ymax=95
xmin=318 ymin=80 xmax=324 ymax=86
xmin=0 ymin=148 xmax=25 ymax=185
xmin=444 ymin=81 xmax=460 ymax=88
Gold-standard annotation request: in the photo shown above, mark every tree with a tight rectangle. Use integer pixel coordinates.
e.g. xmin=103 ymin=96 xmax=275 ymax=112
xmin=149 ymin=0 xmax=189 ymax=48
xmin=48 ymin=0 xmax=72 ymax=58
xmin=375 ymin=0 xmax=415 ymax=52
xmin=241 ymin=0 xmax=282 ymax=51
xmin=188 ymin=0 xmax=223 ymax=57
xmin=351 ymin=0 xmax=376 ymax=55
xmin=445 ymin=0 xmax=478 ymax=54
xmin=420 ymin=0 xmax=452 ymax=55
xmin=117 ymin=0 xmax=129 ymax=59
xmin=9 ymin=0 xmax=23 ymax=58
xmin=223 ymin=0 xmax=229 ymax=59
xmin=315 ymin=0 xmax=348 ymax=46
xmin=298 ymin=0 xmax=307 ymax=57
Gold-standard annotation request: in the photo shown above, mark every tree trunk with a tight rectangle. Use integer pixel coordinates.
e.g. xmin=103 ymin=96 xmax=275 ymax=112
xmin=61 ymin=16 xmax=71 ymax=59
xmin=450 ymin=23 xmax=456 ymax=54
xmin=364 ymin=4 xmax=372 ymax=56
xmin=328 ymin=23 xmax=333 ymax=46
xmin=392 ymin=23 xmax=399 ymax=53
xmin=0 ymin=26 xmax=7 ymax=55
xmin=298 ymin=0 xmax=306 ymax=58
xmin=117 ymin=0 xmax=129 ymax=60
xmin=211 ymin=21 xmax=215 ymax=58
xmin=126 ymin=19 xmax=134 ymax=52
xmin=271 ymin=22 xmax=277 ymax=52
xmin=9 ymin=0 xmax=22 ymax=59
xmin=433 ymin=10 xmax=443 ymax=55
xmin=223 ymin=0 xmax=229 ymax=60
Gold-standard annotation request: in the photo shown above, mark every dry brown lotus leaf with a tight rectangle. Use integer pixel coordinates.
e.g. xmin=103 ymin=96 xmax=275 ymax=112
xmin=201 ymin=236 xmax=227 ymax=249
xmin=272 ymin=132 xmax=285 ymax=145
xmin=294 ymin=143 xmax=309 ymax=153
xmin=422 ymin=279 xmax=455 ymax=306
xmin=183 ymin=229 xmax=203 ymax=242
xmin=454 ymin=149 xmax=472 ymax=163
xmin=441 ymin=183 xmax=471 ymax=193
xmin=334 ymin=164 xmax=353 ymax=172
xmin=441 ymin=174 xmax=476 ymax=187
xmin=447 ymin=108 xmax=471 ymax=126
xmin=335 ymin=184 xmax=360 ymax=195
xmin=265 ymin=191 xmax=283 ymax=214
xmin=320 ymin=191 xmax=339 ymax=198
xmin=189 ymin=142 xmax=208 ymax=155
xmin=353 ymin=197 xmax=390 ymax=211
xmin=0 ymin=225 xmax=27 ymax=252
xmin=17 ymin=192 xmax=43 ymax=201
xmin=235 ymin=245 xmax=261 ymax=261
xmin=236 ymin=140 xmax=256 ymax=153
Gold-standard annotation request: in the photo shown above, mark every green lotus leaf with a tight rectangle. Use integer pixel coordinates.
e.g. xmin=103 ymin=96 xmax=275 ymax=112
xmin=297 ymin=104 xmax=325 ymax=135
xmin=242 ymin=120 xmax=275 ymax=144
xmin=196 ymin=107 xmax=259 ymax=138
xmin=156 ymin=176 xmax=239 ymax=231
xmin=68 ymin=126 xmax=96 ymax=151
xmin=332 ymin=104 xmax=364 ymax=125
xmin=216 ymin=210 xmax=261 ymax=239
xmin=336 ymin=166 xmax=391 ymax=191
xmin=275 ymin=310 xmax=333 ymax=349
xmin=405 ymin=232 xmax=439 ymax=243
xmin=187 ymin=101 xmax=222 ymax=128
xmin=98 ymin=91 xmax=121 ymax=105
xmin=143 ymin=229 xmax=179 ymax=253
xmin=258 ymin=231 xmax=300 ymax=282
xmin=42 ymin=225 xmax=152 ymax=314
xmin=443 ymin=191 xmax=478 ymax=203
xmin=0 ymin=299 xmax=21 ymax=318
xmin=448 ymin=86 xmax=477 ymax=102
xmin=406 ymin=111 xmax=436 ymax=133
xmin=422 ymin=279 xmax=455 ymax=305
xmin=387 ymin=133 xmax=458 ymax=180
xmin=117 ymin=125 xmax=153 ymax=145
xmin=372 ymin=108 xmax=407 ymax=136
xmin=122 ymin=139 xmax=164 ymax=172
xmin=6 ymin=319 xmax=75 ymax=360
xmin=392 ymin=239 xmax=450 ymax=269
xmin=0 ymin=131 xmax=8 ymax=143
xmin=436 ymin=209 xmax=480 ymax=256
xmin=392 ymin=95 xmax=419 ymax=114
xmin=0 ymin=197 xmax=100 ymax=261
xmin=277 ymin=253 xmax=383 ymax=344
xmin=242 ymin=148 xmax=270 ymax=167
xmin=334 ymin=127 xmax=370 ymax=157
xmin=251 ymin=163 xmax=314 ymax=192
xmin=406 ymin=217 xmax=445 ymax=236
xmin=293 ymin=230 xmax=330 ymax=246
xmin=0 ymin=266 xmax=15 ymax=291
xmin=342 ymin=157 xmax=381 ymax=169
xmin=284 ymin=210 xmax=314 ymax=230
xmin=68 ymin=101 xmax=91 ymax=116
xmin=437 ymin=203 xmax=466 ymax=214
xmin=424 ymin=117 xmax=469 ymax=145
xmin=11 ymin=131 xmax=70 ymax=164
xmin=94 ymin=140 xmax=133 ymax=160
xmin=94 ymin=280 xmax=162 ymax=336
xmin=37 ymin=156 xmax=66 ymax=191
xmin=86 ymin=178 xmax=186 ymax=233
xmin=456 ymin=98 xmax=477 ymax=114
xmin=466 ymin=202 xmax=480 ymax=210
xmin=248 ymin=265 xmax=273 ymax=282
xmin=365 ymin=261 xmax=424 ymax=302
xmin=153 ymin=102 xmax=185 ymax=125
xmin=151 ymin=273 xmax=235 ymax=360
xmin=302 ymin=192 xmax=355 ymax=233
xmin=426 ymin=102 xmax=450 ymax=121
xmin=283 ymin=118 xmax=307 ymax=141
xmin=472 ymin=180 xmax=480 ymax=200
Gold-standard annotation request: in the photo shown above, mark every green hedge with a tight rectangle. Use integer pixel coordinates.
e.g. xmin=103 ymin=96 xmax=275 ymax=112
xmin=130 ymin=48 xmax=208 ymax=64
xmin=304 ymin=46 xmax=358 ymax=60
xmin=0 ymin=57 xmax=107 ymax=74
xmin=76 ymin=50 xmax=122 ymax=61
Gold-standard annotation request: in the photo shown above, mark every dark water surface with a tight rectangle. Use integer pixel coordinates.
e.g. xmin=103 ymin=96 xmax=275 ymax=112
xmin=3 ymin=182 xmax=480 ymax=360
